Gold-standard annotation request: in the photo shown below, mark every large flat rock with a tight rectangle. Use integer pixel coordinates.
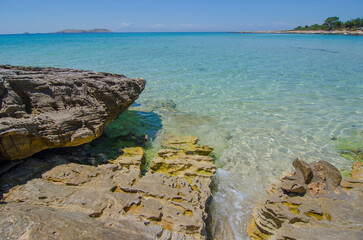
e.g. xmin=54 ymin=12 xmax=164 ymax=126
xmin=1 ymin=135 xmax=216 ymax=239
xmin=0 ymin=65 xmax=145 ymax=161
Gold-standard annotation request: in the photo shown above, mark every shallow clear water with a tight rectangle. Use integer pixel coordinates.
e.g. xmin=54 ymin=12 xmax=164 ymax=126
xmin=1 ymin=32 xmax=362 ymax=239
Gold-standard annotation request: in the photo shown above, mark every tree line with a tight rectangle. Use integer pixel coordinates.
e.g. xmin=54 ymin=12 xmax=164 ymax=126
xmin=294 ymin=17 xmax=363 ymax=31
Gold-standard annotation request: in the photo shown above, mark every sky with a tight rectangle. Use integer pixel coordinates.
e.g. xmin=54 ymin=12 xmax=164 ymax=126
xmin=1 ymin=0 xmax=362 ymax=34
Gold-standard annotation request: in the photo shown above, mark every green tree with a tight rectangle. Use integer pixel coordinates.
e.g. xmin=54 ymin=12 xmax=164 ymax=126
xmin=321 ymin=23 xmax=329 ymax=30
xmin=310 ymin=24 xmax=320 ymax=30
xmin=294 ymin=26 xmax=303 ymax=30
xmin=345 ymin=20 xmax=354 ymax=29
xmin=324 ymin=16 xmax=342 ymax=30
xmin=293 ymin=17 xmax=362 ymax=32
xmin=352 ymin=18 xmax=363 ymax=29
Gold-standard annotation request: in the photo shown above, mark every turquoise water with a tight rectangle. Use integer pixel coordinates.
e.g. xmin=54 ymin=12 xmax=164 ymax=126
xmin=1 ymin=33 xmax=362 ymax=239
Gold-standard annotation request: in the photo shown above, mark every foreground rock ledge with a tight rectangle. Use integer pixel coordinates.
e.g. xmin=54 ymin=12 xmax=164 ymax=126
xmin=247 ymin=159 xmax=363 ymax=240
xmin=1 ymin=135 xmax=216 ymax=240
xmin=0 ymin=65 xmax=146 ymax=161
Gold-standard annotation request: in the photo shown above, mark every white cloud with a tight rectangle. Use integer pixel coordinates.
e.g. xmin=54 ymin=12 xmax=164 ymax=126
xmin=181 ymin=24 xmax=201 ymax=28
xmin=150 ymin=24 xmax=165 ymax=28
xmin=120 ymin=22 xmax=132 ymax=28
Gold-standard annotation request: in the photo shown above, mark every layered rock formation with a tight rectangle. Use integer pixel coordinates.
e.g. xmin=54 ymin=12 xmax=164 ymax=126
xmin=0 ymin=65 xmax=145 ymax=161
xmin=247 ymin=159 xmax=363 ymax=240
xmin=1 ymin=135 xmax=216 ymax=239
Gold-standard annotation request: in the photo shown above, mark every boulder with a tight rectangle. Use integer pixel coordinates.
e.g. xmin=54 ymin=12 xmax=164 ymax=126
xmin=247 ymin=159 xmax=363 ymax=240
xmin=0 ymin=65 xmax=145 ymax=161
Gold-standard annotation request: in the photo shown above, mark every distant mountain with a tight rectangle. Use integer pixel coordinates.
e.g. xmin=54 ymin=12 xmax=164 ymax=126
xmin=55 ymin=28 xmax=112 ymax=33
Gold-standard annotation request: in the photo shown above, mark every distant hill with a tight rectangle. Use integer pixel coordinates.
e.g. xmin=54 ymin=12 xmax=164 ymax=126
xmin=55 ymin=28 xmax=112 ymax=33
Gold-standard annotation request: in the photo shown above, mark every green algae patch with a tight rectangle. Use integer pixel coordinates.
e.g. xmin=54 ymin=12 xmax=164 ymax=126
xmin=340 ymin=168 xmax=351 ymax=177
xmin=339 ymin=149 xmax=363 ymax=162
xmin=332 ymin=132 xmax=363 ymax=163
xmin=140 ymin=147 xmax=160 ymax=173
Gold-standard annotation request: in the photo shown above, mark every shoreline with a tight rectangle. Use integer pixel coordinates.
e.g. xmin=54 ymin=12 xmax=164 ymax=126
xmin=232 ymin=30 xmax=363 ymax=36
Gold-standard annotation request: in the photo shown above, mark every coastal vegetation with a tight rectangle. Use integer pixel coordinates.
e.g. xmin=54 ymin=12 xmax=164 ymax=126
xmin=294 ymin=16 xmax=363 ymax=31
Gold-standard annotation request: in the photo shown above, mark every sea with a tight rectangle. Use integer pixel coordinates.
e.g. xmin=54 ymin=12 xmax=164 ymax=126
xmin=0 ymin=32 xmax=362 ymax=239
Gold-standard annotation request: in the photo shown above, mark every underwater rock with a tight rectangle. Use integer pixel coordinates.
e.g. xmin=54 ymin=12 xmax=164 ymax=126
xmin=0 ymin=65 xmax=145 ymax=161
xmin=1 ymin=135 xmax=215 ymax=240
xmin=247 ymin=159 xmax=363 ymax=240
xmin=162 ymin=135 xmax=214 ymax=156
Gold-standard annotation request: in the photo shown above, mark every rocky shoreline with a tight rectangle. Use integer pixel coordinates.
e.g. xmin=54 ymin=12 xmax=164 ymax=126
xmin=0 ymin=65 xmax=216 ymax=239
xmin=247 ymin=159 xmax=363 ymax=240
xmin=1 ymin=65 xmax=362 ymax=239
xmin=1 ymin=134 xmax=216 ymax=239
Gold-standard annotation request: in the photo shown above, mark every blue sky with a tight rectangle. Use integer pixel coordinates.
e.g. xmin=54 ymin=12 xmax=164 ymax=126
xmin=1 ymin=0 xmax=362 ymax=34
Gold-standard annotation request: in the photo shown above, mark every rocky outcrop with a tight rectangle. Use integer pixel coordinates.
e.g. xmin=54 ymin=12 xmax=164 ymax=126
xmin=0 ymin=65 xmax=145 ymax=161
xmin=1 ymin=135 xmax=215 ymax=239
xmin=247 ymin=159 xmax=363 ymax=240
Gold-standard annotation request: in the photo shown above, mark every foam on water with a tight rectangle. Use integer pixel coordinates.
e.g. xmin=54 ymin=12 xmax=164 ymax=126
xmin=1 ymin=32 xmax=362 ymax=239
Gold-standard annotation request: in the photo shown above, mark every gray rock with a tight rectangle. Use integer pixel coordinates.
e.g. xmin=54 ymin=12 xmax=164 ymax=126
xmin=0 ymin=65 xmax=145 ymax=161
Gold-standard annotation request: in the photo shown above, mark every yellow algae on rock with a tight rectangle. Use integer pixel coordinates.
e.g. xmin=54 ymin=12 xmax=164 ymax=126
xmin=162 ymin=135 xmax=214 ymax=156
xmin=109 ymin=147 xmax=144 ymax=172
xmin=151 ymin=135 xmax=216 ymax=180
xmin=2 ymin=135 xmax=216 ymax=240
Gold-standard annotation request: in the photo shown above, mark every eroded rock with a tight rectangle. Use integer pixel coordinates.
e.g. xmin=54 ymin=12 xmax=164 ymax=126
xmin=247 ymin=159 xmax=363 ymax=240
xmin=162 ymin=135 xmax=214 ymax=156
xmin=0 ymin=203 xmax=158 ymax=240
xmin=0 ymin=65 xmax=145 ymax=161
xmin=1 ymin=135 xmax=215 ymax=240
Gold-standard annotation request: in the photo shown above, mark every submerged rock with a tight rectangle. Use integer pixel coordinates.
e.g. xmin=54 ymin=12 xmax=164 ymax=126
xmin=1 ymin=135 xmax=215 ymax=239
xmin=0 ymin=65 xmax=145 ymax=161
xmin=247 ymin=159 xmax=363 ymax=240
xmin=162 ymin=135 xmax=214 ymax=156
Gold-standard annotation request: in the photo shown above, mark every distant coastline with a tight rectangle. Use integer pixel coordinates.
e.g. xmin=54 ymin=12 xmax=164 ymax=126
xmin=232 ymin=30 xmax=363 ymax=36
xmin=55 ymin=28 xmax=112 ymax=33
xmin=234 ymin=16 xmax=363 ymax=36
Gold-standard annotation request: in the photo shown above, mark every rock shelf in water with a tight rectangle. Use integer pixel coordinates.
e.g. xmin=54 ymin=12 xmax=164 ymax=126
xmin=247 ymin=159 xmax=363 ymax=240
xmin=0 ymin=135 xmax=216 ymax=239
xmin=0 ymin=65 xmax=145 ymax=161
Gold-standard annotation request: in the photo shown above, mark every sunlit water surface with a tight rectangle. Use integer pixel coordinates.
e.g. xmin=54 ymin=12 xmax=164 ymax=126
xmin=1 ymin=32 xmax=362 ymax=239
